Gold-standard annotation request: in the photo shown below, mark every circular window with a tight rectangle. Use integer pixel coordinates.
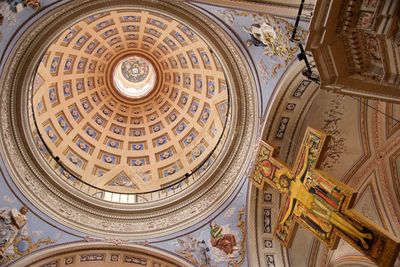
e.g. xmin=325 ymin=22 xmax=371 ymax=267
xmin=112 ymin=56 xmax=156 ymax=98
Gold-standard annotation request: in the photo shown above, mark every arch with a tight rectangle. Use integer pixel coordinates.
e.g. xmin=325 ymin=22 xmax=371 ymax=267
xmin=8 ymin=242 xmax=195 ymax=267
xmin=247 ymin=59 xmax=319 ymax=267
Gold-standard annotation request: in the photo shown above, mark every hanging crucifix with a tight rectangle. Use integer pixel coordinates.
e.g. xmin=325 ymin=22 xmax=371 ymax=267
xmin=251 ymin=127 xmax=400 ymax=267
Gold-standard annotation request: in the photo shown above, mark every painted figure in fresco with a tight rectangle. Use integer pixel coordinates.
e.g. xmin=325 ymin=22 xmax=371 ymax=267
xmin=1 ymin=0 xmax=40 ymax=12
xmin=176 ymin=235 xmax=211 ymax=266
xmin=209 ymin=221 xmax=237 ymax=255
xmin=176 ymin=235 xmax=196 ymax=254
xmin=275 ymin=146 xmax=374 ymax=250
xmin=121 ymin=58 xmax=150 ymax=83
xmin=243 ymin=23 xmax=276 ymax=47
xmin=25 ymin=0 xmax=39 ymax=10
xmin=0 ymin=206 xmax=28 ymax=255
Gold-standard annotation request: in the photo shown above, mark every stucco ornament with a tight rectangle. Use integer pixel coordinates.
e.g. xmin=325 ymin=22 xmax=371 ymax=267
xmin=243 ymin=22 xmax=276 ymax=47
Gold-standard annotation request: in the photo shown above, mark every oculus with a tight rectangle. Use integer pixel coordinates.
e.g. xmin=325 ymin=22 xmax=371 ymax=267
xmin=112 ymin=56 xmax=156 ymax=98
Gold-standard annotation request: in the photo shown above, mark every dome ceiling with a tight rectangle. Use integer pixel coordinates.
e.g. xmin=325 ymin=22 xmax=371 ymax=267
xmin=1 ymin=0 xmax=258 ymax=237
xmin=31 ymin=10 xmax=229 ymax=194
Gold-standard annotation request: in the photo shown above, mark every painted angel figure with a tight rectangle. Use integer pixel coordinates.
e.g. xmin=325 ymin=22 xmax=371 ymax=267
xmin=243 ymin=22 xmax=277 ymax=47
xmin=0 ymin=1 xmax=16 ymax=28
xmin=209 ymin=221 xmax=237 ymax=255
xmin=0 ymin=206 xmax=28 ymax=255
xmin=1 ymin=0 xmax=40 ymax=13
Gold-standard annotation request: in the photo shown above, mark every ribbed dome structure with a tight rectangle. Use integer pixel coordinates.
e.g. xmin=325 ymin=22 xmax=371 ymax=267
xmin=31 ymin=10 xmax=229 ymax=194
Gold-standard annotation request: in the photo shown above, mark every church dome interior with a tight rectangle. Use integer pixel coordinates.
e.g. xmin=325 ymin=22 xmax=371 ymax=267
xmin=0 ymin=0 xmax=258 ymax=242
xmin=30 ymin=10 xmax=229 ymax=197
xmin=0 ymin=0 xmax=399 ymax=266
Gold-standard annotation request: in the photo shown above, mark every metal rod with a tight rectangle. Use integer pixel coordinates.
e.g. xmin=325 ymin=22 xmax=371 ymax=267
xmin=290 ymin=0 xmax=306 ymax=42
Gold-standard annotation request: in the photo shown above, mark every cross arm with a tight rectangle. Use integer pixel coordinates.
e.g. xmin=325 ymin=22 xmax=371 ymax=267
xmin=250 ymin=140 xmax=291 ymax=191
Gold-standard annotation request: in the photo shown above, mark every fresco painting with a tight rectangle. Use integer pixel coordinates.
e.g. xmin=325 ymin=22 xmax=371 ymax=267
xmin=0 ymin=178 xmax=79 ymax=265
xmin=154 ymin=183 xmax=248 ymax=267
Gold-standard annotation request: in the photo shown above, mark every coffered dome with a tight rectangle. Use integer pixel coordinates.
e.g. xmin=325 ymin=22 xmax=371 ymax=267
xmin=31 ymin=10 xmax=229 ymax=195
xmin=1 ymin=0 xmax=258 ymax=237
